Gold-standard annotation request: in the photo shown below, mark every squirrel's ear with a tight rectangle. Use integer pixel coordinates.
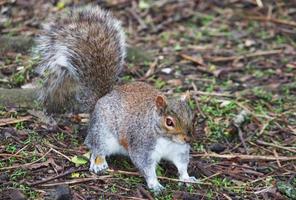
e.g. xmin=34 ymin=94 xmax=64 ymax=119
xmin=180 ymin=91 xmax=191 ymax=102
xmin=155 ymin=95 xmax=167 ymax=111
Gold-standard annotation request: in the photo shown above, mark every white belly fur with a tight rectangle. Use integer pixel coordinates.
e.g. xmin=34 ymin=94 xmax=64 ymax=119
xmin=104 ymin=132 xmax=128 ymax=156
xmin=151 ymin=137 xmax=189 ymax=162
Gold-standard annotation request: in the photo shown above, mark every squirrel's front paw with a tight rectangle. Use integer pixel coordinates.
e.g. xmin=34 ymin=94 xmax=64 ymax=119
xmin=179 ymin=176 xmax=199 ymax=187
xmin=148 ymin=182 xmax=165 ymax=194
xmin=89 ymin=156 xmax=108 ymax=174
xmin=184 ymin=176 xmax=198 ymax=183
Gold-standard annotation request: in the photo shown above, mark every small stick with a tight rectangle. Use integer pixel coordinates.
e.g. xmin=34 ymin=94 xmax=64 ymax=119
xmin=258 ymin=120 xmax=271 ymax=135
xmin=0 ymin=153 xmax=23 ymax=158
xmin=206 ymin=50 xmax=282 ymax=62
xmin=287 ymin=125 xmax=296 ymax=136
xmin=0 ymin=148 xmax=52 ymax=171
xmin=192 ymin=153 xmax=296 ymax=161
xmin=200 ymin=172 xmax=221 ymax=182
xmin=222 ymin=193 xmax=233 ymax=200
xmin=50 ymin=147 xmax=72 ymax=162
xmin=256 ymin=140 xmax=296 ymax=153
xmin=107 ymin=169 xmax=210 ymax=185
xmin=273 ymin=149 xmax=281 ymax=168
xmin=28 ymin=168 xmax=89 ymax=186
xmin=127 ymin=8 xmax=147 ymax=30
xmin=180 ymin=54 xmax=206 ymax=66
xmin=144 ymin=58 xmax=158 ymax=78
xmin=89 ymin=185 xmax=147 ymax=200
xmin=0 ymin=116 xmax=32 ymax=126
xmin=246 ymin=16 xmax=296 ymax=27
xmin=138 ymin=186 xmax=154 ymax=200
xmin=191 ymin=90 xmax=232 ymax=97
xmin=39 ymin=176 xmax=112 ymax=187
xmin=237 ymin=127 xmax=249 ymax=155
xmin=14 ymin=144 xmax=29 ymax=155
xmin=191 ymin=82 xmax=206 ymax=118
xmin=180 ymin=54 xmax=213 ymax=76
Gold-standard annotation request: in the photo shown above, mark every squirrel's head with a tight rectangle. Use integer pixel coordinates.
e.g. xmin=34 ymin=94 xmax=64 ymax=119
xmin=155 ymin=93 xmax=196 ymax=144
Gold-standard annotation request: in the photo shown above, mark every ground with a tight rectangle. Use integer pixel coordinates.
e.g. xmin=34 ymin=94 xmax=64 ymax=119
xmin=0 ymin=0 xmax=296 ymax=199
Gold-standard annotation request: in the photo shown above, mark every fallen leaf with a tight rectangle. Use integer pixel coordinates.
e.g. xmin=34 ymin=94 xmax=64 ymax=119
xmin=71 ymin=172 xmax=80 ymax=178
xmin=71 ymin=155 xmax=89 ymax=167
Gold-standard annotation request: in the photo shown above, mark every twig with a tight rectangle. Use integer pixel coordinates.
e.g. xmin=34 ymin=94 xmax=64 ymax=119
xmin=273 ymin=149 xmax=281 ymax=168
xmin=191 ymin=90 xmax=232 ymax=97
xmin=144 ymin=58 xmax=158 ymax=78
xmin=27 ymin=168 xmax=89 ymax=186
xmin=233 ymin=110 xmax=249 ymax=154
xmin=258 ymin=119 xmax=271 ymax=135
xmin=192 ymin=153 xmax=296 ymax=161
xmin=222 ymin=193 xmax=233 ymax=200
xmin=107 ymin=169 xmax=210 ymax=185
xmin=0 ymin=148 xmax=52 ymax=171
xmin=191 ymin=82 xmax=206 ymax=118
xmin=50 ymin=147 xmax=72 ymax=162
xmin=73 ymin=192 xmax=86 ymax=200
xmin=254 ymin=186 xmax=275 ymax=195
xmin=0 ymin=116 xmax=32 ymax=126
xmin=200 ymin=172 xmax=221 ymax=182
xmin=246 ymin=16 xmax=296 ymax=27
xmin=180 ymin=54 xmax=206 ymax=66
xmin=90 ymin=185 xmax=146 ymax=200
xmin=256 ymin=140 xmax=296 ymax=153
xmin=287 ymin=125 xmax=296 ymax=136
xmin=206 ymin=50 xmax=282 ymax=62
xmin=127 ymin=8 xmax=148 ymax=30
xmin=180 ymin=54 xmax=213 ymax=76
xmin=39 ymin=176 xmax=112 ymax=187
xmin=237 ymin=127 xmax=249 ymax=155
xmin=0 ymin=153 xmax=23 ymax=158
xmin=14 ymin=144 xmax=29 ymax=155
xmin=138 ymin=186 xmax=154 ymax=200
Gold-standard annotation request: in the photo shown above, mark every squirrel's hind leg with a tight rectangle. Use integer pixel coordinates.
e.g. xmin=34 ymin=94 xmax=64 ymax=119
xmin=89 ymin=152 xmax=109 ymax=174
xmin=85 ymin=111 xmax=111 ymax=174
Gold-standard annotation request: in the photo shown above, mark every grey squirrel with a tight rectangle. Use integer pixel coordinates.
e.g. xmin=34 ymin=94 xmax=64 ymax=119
xmin=36 ymin=6 xmax=197 ymax=192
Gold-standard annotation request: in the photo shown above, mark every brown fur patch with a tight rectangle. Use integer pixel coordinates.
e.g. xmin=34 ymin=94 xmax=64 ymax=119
xmin=119 ymin=137 xmax=129 ymax=150
xmin=178 ymin=134 xmax=190 ymax=142
xmin=95 ymin=156 xmax=105 ymax=165
xmin=156 ymin=95 xmax=166 ymax=109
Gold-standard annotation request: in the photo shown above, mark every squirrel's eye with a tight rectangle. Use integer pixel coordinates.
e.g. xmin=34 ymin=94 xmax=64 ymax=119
xmin=166 ymin=118 xmax=175 ymax=127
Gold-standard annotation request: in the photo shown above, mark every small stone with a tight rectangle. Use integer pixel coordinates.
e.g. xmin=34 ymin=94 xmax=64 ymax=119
xmin=167 ymin=79 xmax=182 ymax=86
xmin=209 ymin=143 xmax=226 ymax=153
xmin=161 ymin=68 xmax=173 ymax=74
xmin=45 ymin=185 xmax=72 ymax=200
xmin=9 ymin=189 xmax=26 ymax=200
xmin=245 ymin=39 xmax=256 ymax=47
xmin=0 ymin=172 xmax=9 ymax=182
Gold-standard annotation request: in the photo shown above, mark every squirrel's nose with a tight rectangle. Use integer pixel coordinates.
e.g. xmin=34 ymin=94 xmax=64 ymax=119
xmin=184 ymin=135 xmax=191 ymax=142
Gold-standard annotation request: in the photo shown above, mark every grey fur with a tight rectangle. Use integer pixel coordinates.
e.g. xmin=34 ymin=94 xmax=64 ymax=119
xmin=36 ymin=6 xmax=126 ymax=112
xmin=84 ymin=82 xmax=196 ymax=192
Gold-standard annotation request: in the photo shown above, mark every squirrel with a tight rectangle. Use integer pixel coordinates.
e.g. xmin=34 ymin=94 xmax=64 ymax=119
xmin=36 ymin=6 xmax=197 ymax=192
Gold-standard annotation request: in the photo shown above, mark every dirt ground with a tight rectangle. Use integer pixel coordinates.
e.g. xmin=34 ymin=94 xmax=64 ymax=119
xmin=0 ymin=0 xmax=296 ymax=199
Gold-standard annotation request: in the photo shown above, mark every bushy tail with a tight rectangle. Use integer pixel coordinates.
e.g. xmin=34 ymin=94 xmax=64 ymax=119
xmin=36 ymin=6 xmax=126 ymax=113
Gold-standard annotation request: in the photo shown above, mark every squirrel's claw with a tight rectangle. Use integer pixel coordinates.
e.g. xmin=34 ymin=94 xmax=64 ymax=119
xmin=186 ymin=176 xmax=198 ymax=183
xmin=148 ymin=182 xmax=165 ymax=194
xmin=179 ymin=176 xmax=198 ymax=187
